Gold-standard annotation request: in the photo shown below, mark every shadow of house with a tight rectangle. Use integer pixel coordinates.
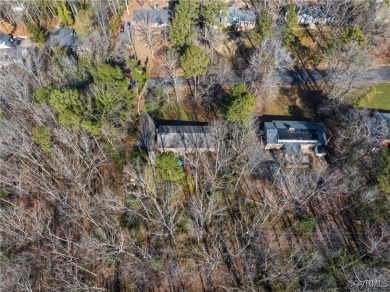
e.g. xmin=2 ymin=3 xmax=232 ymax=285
xmin=156 ymin=120 xmax=215 ymax=153
xmin=264 ymin=120 xmax=328 ymax=167
xmin=48 ymin=27 xmax=77 ymax=51
xmin=132 ymin=9 xmax=172 ymax=29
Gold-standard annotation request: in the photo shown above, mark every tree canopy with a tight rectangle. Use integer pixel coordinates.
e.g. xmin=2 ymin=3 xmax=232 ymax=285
xmin=180 ymin=46 xmax=209 ymax=79
xmin=200 ymin=0 xmax=229 ymax=26
xmin=56 ymin=0 xmax=74 ymax=26
xmin=169 ymin=0 xmax=200 ymax=47
xmin=283 ymin=4 xmax=298 ymax=50
xmin=221 ymin=83 xmax=257 ymax=122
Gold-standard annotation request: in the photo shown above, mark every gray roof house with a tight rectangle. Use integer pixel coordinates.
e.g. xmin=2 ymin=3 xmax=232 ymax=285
xmin=133 ymin=9 xmax=171 ymax=28
xmin=264 ymin=120 xmax=328 ymax=161
xmin=375 ymin=112 xmax=390 ymax=123
xmin=297 ymin=4 xmax=331 ymax=28
xmin=218 ymin=7 xmax=256 ymax=30
xmin=156 ymin=121 xmax=215 ymax=153
xmin=0 ymin=33 xmax=13 ymax=50
xmin=48 ymin=27 xmax=77 ymax=49
xmin=0 ymin=33 xmax=23 ymax=68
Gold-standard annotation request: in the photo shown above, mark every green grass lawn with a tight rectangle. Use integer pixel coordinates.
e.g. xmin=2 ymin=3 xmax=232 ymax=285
xmin=361 ymin=83 xmax=390 ymax=110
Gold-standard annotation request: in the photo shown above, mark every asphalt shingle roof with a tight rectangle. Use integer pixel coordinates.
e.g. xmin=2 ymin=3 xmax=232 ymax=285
xmin=264 ymin=120 xmax=327 ymax=145
xmin=157 ymin=124 xmax=214 ymax=150
xmin=217 ymin=7 xmax=256 ymax=26
xmin=133 ymin=9 xmax=171 ymax=26
xmin=49 ymin=27 xmax=77 ymax=48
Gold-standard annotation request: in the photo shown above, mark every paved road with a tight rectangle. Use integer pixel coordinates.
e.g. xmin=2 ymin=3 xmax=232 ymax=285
xmin=148 ymin=66 xmax=390 ymax=88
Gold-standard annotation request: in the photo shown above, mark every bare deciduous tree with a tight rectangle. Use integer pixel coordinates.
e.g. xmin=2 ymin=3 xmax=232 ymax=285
xmin=158 ymin=49 xmax=180 ymax=102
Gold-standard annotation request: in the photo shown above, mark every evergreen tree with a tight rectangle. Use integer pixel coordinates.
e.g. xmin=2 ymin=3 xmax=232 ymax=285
xmin=283 ymin=4 xmax=298 ymax=50
xmin=180 ymin=46 xmax=209 ymax=79
xmin=56 ymin=0 xmax=74 ymax=26
xmin=74 ymin=8 xmax=94 ymax=37
xmin=257 ymin=11 xmax=272 ymax=39
xmin=249 ymin=10 xmax=273 ymax=46
xmin=32 ymin=126 xmax=53 ymax=157
xmin=200 ymin=0 xmax=229 ymax=27
xmin=91 ymin=62 xmax=125 ymax=85
xmin=180 ymin=45 xmax=209 ymax=98
xmin=48 ymin=88 xmax=82 ymax=128
xmin=169 ymin=0 xmax=200 ymax=47
xmin=26 ymin=21 xmax=48 ymax=44
xmin=221 ymin=83 xmax=257 ymax=122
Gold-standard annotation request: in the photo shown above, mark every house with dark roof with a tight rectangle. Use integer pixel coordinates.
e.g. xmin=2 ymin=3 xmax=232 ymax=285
xmin=374 ymin=111 xmax=390 ymax=148
xmin=48 ymin=27 xmax=77 ymax=50
xmin=156 ymin=120 xmax=215 ymax=153
xmin=264 ymin=120 xmax=328 ymax=162
xmin=133 ymin=9 xmax=171 ymax=29
xmin=218 ymin=7 xmax=256 ymax=30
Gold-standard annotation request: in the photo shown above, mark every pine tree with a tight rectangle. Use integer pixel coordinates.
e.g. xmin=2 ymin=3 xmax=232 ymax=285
xmin=57 ymin=0 xmax=74 ymax=26
xmin=221 ymin=83 xmax=257 ymax=122
xmin=169 ymin=0 xmax=200 ymax=47
xmin=180 ymin=46 xmax=209 ymax=79
xmin=283 ymin=4 xmax=298 ymax=50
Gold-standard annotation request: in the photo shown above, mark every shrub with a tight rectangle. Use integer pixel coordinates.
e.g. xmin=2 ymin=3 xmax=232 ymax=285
xmin=26 ymin=21 xmax=48 ymax=44
xmin=219 ymin=83 xmax=257 ymax=122
xmin=73 ymin=8 xmax=94 ymax=37
xmin=298 ymin=215 xmax=317 ymax=233
xmin=156 ymin=152 xmax=185 ymax=181
xmin=32 ymin=126 xmax=53 ymax=157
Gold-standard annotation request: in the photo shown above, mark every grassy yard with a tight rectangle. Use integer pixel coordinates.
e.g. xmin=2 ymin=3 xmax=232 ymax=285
xmin=361 ymin=83 xmax=390 ymax=110
xmin=261 ymin=86 xmax=313 ymax=119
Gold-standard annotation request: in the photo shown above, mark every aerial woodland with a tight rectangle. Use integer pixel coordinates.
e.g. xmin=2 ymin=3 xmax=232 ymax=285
xmin=0 ymin=0 xmax=389 ymax=290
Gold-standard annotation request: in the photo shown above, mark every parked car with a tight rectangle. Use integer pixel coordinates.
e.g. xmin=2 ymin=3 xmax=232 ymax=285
xmin=119 ymin=24 xmax=124 ymax=34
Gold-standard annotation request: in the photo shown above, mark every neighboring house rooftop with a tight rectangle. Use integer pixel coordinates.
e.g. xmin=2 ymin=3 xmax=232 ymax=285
xmin=49 ymin=27 xmax=77 ymax=49
xmin=264 ymin=120 xmax=327 ymax=145
xmin=219 ymin=7 xmax=256 ymax=26
xmin=156 ymin=120 xmax=215 ymax=152
xmin=0 ymin=33 xmax=25 ymax=68
xmin=264 ymin=120 xmax=327 ymax=157
xmin=297 ymin=4 xmax=331 ymax=26
xmin=0 ymin=33 xmax=14 ymax=50
xmin=133 ymin=9 xmax=171 ymax=27
xmin=376 ymin=112 xmax=390 ymax=122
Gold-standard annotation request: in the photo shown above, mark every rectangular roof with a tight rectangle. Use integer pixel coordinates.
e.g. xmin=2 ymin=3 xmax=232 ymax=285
xmin=157 ymin=124 xmax=214 ymax=150
xmin=133 ymin=9 xmax=171 ymax=26
xmin=218 ymin=7 xmax=256 ymax=25
xmin=264 ymin=120 xmax=327 ymax=145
